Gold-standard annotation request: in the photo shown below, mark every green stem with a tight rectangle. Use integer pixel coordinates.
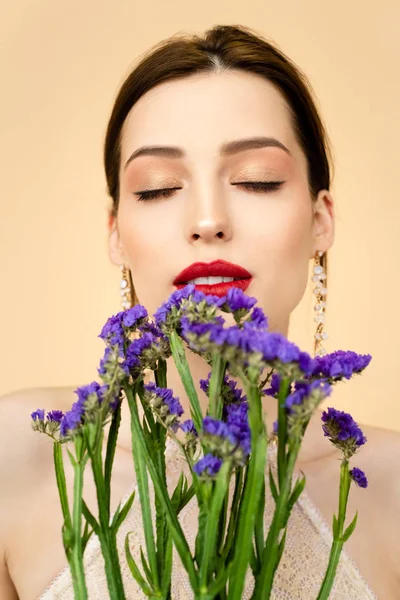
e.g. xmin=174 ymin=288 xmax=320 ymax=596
xmin=252 ymin=440 xmax=300 ymax=598
xmin=316 ymin=540 xmax=344 ymax=599
xmin=169 ymin=331 xmax=203 ymax=432
xmin=277 ymin=378 xmax=291 ymax=491
xmin=316 ymin=460 xmax=351 ymax=600
xmin=207 ymin=354 xmax=227 ymax=420
xmin=53 ymin=442 xmax=88 ymax=599
xmin=126 ymin=384 xmax=199 ymax=592
xmin=227 ymin=376 xmax=266 ymax=600
xmin=89 ymin=437 xmax=126 ymax=599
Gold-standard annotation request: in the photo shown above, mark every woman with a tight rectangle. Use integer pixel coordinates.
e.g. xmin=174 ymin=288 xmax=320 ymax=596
xmin=1 ymin=24 xmax=399 ymax=599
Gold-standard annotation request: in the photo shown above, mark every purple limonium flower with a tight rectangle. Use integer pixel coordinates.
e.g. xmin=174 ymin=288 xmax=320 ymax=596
xmin=202 ymin=414 xmax=250 ymax=466
xmin=349 ymin=467 xmax=368 ymax=488
xmin=143 ymin=382 xmax=184 ymax=431
xmin=285 ymin=379 xmax=331 ymax=413
xmin=223 ymin=402 xmax=251 ymax=457
xmin=154 ymin=285 xmax=226 ymax=337
xmin=123 ymin=332 xmax=167 ymax=377
xmin=218 ymin=288 xmax=257 ymax=324
xmin=263 ymin=372 xmax=282 ymax=397
xmin=321 ymin=407 xmax=367 ymax=459
xmin=244 ymin=307 xmax=268 ymax=330
xmin=200 ymin=372 xmax=247 ymax=406
xmin=31 ymin=408 xmax=45 ymax=421
xmin=153 ymin=285 xmax=197 ymax=330
xmin=180 ymin=419 xmax=198 ymax=436
xmin=180 ymin=419 xmax=198 ymax=450
xmin=47 ymin=410 xmax=64 ymax=422
xmin=280 ymin=379 xmax=332 ymax=437
xmin=59 ymin=382 xmax=109 ymax=438
xmin=31 ymin=408 xmax=46 ymax=434
xmin=193 ymin=453 xmax=223 ymax=479
xmin=122 ymin=305 xmax=148 ymax=328
xmin=311 ymin=350 xmax=372 ymax=382
xmin=99 ymin=305 xmax=148 ymax=343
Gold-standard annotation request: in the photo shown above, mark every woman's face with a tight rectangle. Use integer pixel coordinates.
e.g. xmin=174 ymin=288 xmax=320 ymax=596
xmin=109 ymin=70 xmax=334 ymax=333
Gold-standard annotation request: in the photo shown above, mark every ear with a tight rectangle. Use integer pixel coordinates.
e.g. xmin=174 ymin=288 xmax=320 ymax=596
xmin=311 ymin=189 xmax=335 ymax=257
xmin=108 ymin=212 xmax=127 ymax=267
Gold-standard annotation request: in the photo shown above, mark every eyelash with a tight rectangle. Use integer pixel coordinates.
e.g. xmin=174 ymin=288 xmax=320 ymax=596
xmin=134 ymin=181 xmax=284 ymax=202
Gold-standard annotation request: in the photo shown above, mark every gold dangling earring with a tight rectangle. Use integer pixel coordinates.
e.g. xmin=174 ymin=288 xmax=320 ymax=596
xmin=120 ymin=264 xmax=133 ymax=310
xmin=312 ymin=251 xmax=328 ymax=357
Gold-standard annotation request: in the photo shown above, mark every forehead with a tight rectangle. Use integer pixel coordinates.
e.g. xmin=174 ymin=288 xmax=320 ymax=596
xmin=120 ymin=70 xmax=300 ymax=164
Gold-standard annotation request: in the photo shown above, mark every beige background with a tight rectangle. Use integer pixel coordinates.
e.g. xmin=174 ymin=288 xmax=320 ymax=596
xmin=1 ymin=1 xmax=399 ymax=431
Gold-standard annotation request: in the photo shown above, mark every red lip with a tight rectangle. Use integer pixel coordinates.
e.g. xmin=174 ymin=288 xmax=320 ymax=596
xmin=173 ymin=260 xmax=252 ymax=285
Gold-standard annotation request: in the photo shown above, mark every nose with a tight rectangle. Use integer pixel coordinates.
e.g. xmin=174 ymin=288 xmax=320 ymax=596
xmin=185 ymin=184 xmax=233 ymax=244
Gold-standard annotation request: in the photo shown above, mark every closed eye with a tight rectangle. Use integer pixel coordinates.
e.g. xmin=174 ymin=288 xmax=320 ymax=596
xmin=134 ymin=181 xmax=284 ymax=202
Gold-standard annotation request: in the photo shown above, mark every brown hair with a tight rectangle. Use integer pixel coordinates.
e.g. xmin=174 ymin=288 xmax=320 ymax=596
xmin=104 ymin=24 xmax=332 ymax=341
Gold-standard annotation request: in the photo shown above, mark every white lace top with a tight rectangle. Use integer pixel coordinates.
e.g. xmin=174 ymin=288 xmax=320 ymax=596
xmin=39 ymin=438 xmax=378 ymax=599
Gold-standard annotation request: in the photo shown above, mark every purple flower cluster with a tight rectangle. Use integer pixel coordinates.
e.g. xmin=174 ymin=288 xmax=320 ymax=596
xmin=311 ymin=350 xmax=372 ymax=381
xmin=321 ymin=407 xmax=367 ymax=459
xmin=263 ymin=373 xmax=282 ymax=397
xmin=223 ymin=402 xmax=251 ymax=456
xmin=245 ymin=306 xmax=268 ymax=330
xmin=181 ymin=318 xmax=315 ymax=381
xmin=143 ymin=382 xmax=184 ymax=431
xmin=200 ymin=372 xmax=247 ymax=406
xmin=154 ymin=285 xmax=225 ymax=332
xmin=123 ymin=332 xmax=167 ymax=376
xmin=285 ymin=379 xmax=332 ymax=413
xmin=349 ymin=466 xmax=368 ymax=488
xmin=180 ymin=419 xmax=198 ymax=436
xmin=98 ymin=305 xmax=170 ymax=385
xmin=201 ymin=411 xmax=250 ymax=466
xmin=215 ymin=288 xmax=269 ymax=330
xmin=193 ymin=454 xmax=223 ymax=478
xmin=59 ymin=382 xmax=110 ymax=438
xmin=99 ymin=305 xmax=149 ymax=349
xmin=31 ymin=409 xmax=65 ymax=436
xmin=220 ymin=287 xmax=257 ymax=313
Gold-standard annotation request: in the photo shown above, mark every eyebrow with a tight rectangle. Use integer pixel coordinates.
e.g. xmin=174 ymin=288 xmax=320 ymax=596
xmin=123 ymin=136 xmax=291 ymax=170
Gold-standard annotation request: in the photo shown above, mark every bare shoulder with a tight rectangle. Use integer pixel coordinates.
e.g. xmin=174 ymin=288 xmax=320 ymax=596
xmin=356 ymin=422 xmax=400 ymax=572
xmin=0 ymin=385 xmax=77 ymax=500
xmin=0 ymin=386 xmax=77 ymax=597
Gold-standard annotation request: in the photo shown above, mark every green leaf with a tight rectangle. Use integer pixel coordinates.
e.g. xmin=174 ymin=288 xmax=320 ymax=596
xmin=53 ymin=443 xmax=72 ymax=529
xmin=269 ymin=466 xmax=278 ymax=504
xmin=254 ymin=477 xmax=265 ymax=563
xmin=207 ymin=354 xmax=227 ymax=420
xmin=249 ymin=542 xmax=259 ymax=576
xmin=111 ymin=490 xmax=136 ymax=534
xmin=282 ymin=472 xmax=306 ymax=528
xmin=161 ymin=530 xmax=173 ymax=598
xmin=220 ymin=468 xmax=243 ymax=566
xmin=82 ymin=500 xmax=99 ymax=535
xmin=140 ymin=546 xmax=153 ymax=585
xmin=125 ymin=532 xmax=153 ymax=596
xmin=82 ymin=519 xmax=94 ymax=554
xmin=127 ymin=385 xmax=198 ymax=591
xmin=169 ymin=331 xmax=203 ymax=432
xmin=206 ymin=565 xmax=231 ymax=597
xmin=104 ymin=400 xmax=122 ymax=514
xmin=199 ymin=460 xmax=232 ymax=587
xmin=227 ymin=433 xmax=267 ymax=600
xmin=341 ymin=511 xmax=358 ymax=543
xmin=332 ymin=513 xmax=339 ymax=538
xmin=276 ymin=527 xmax=287 ymax=564
xmin=67 ymin=448 xmax=77 ymax=468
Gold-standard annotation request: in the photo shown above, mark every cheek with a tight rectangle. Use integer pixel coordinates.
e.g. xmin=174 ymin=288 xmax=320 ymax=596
xmin=117 ymin=201 xmax=179 ymax=312
xmin=243 ymin=193 xmax=313 ymax=319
